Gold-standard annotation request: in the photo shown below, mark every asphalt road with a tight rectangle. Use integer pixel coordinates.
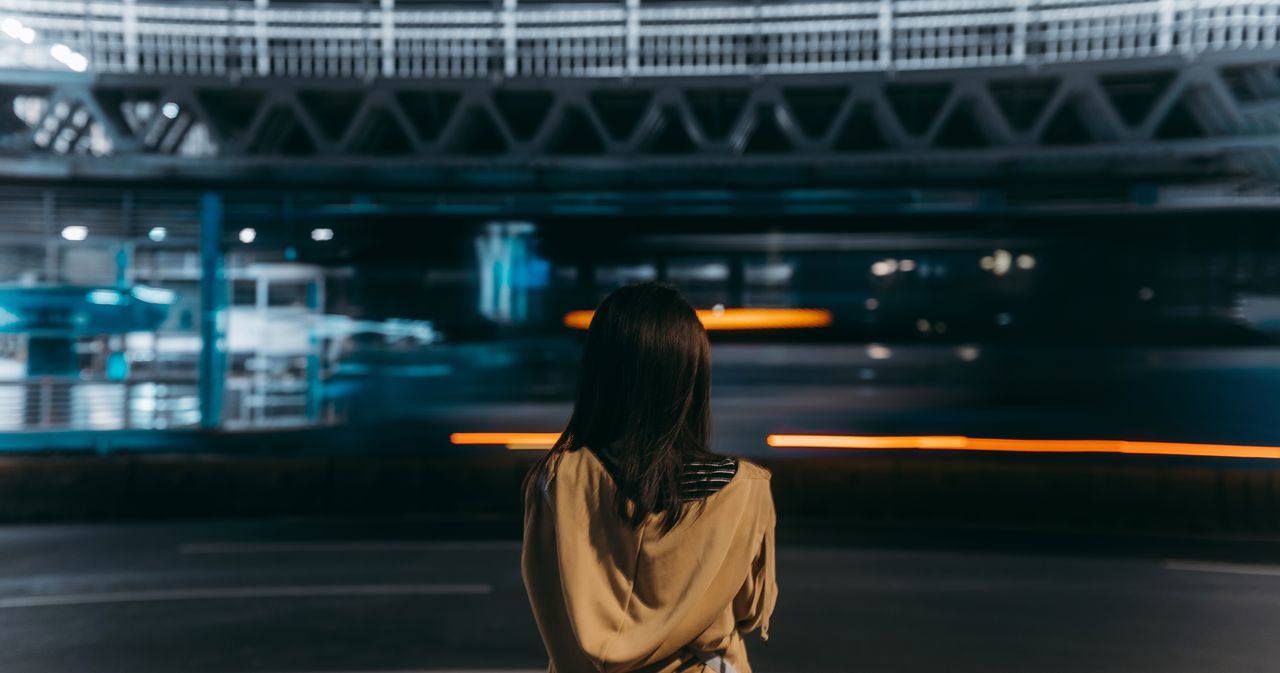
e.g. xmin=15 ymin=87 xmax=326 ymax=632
xmin=3 ymin=518 xmax=1280 ymax=673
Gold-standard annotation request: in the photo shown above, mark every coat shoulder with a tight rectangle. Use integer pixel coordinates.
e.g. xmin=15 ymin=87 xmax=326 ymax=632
xmin=734 ymin=457 xmax=772 ymax=481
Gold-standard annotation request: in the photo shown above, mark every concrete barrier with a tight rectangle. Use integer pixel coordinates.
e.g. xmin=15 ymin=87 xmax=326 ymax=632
xmin=1 ymin=450 xmax=1279 ymax=534
xmin=0 ymin=456 xmax=134 ymax=520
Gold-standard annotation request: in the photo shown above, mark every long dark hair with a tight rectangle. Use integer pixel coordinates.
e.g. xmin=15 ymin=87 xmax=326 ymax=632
xmin=527 ymin=282 xmax=716 ymax=531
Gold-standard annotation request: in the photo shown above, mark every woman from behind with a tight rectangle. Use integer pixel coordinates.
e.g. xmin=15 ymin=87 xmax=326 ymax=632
xmin=522 ymin=282 xmax=777 ymax=673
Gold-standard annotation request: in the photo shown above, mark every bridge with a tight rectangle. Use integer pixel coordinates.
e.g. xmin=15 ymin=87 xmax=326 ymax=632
xmin=1 ymin=0 xmax=1278 ymax=195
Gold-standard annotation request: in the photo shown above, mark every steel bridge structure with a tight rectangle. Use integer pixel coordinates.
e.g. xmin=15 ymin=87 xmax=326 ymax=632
xmin=0 ymin=0 xmax=1279 ymax=205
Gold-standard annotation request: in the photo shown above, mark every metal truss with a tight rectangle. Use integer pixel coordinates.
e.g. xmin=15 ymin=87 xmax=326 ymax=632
xmin=6 ymin=0 xmax=1280 ymax=79
xmin=6 ymin=52 xmax=1280 ymax=187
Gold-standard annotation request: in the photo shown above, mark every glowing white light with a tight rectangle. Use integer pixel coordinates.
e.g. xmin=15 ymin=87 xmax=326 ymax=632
xmin=871 ymin=259 xmax=898 ymax=277
xmin=956 ymin=344 xmax=980 ymax=362
xmin=148 ymin=226 xmax=167 ymax=242
xmin=61 ymin=225 xmax=87 ymax=241
xmin=899 ymin=259 xmax=917 ymax=272
xmin=18 ymin=27 xmax=33 ymax=43
xmin=980 ymin=256 xmax=995 ymax=271
xmin=866 ymin=343 xmax=892 ymax=360
xmin=86 ymin=289 xmax=124 ymax=305
xmin=992 ymin=249 xmax=1012 ymax=276
xmin=711 ymin=303 xmax=726 ymax=316
xmin=864 ymin=297 xmax=879 ymax=311
xmin=65 ymin=53 xmax=88 ymax=72
xmin=1 ymin=18 xmax=22 ymax=39
xmin=50 ymin=44 xmax=88 ymax=72
xmin=238 ymin=228 xmax=256 ymax=244
xmin=1016 ymin=254 xmax=1036 ymax=270
xmin=131 ymin=285 xmax=176 ymax=305
xmin=161 ymin=102 xmax=179 ymax=119
xmin=311 ymin=228 xmax=334 ymax=242
xmin=1138 ymin=287 xmax=1154 ymax=302
xmin=916 ymin=318 xmax=931 ymax=333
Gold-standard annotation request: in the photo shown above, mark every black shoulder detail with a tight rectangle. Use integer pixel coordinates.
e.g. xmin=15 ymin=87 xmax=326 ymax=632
xmin=680 ymin=455 xmax=738 ymax=501
xmin=591 ymin=446 xmax=739 ymax=502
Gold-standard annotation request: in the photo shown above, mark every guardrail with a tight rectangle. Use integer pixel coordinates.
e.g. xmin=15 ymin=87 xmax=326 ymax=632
xmin=1 ymin=0 xmax=1278 ymax=80
xmin=3 ymin=451 xmax=1280 ymax=534
xmin=0 ymin=377 xmax=200 ymax=431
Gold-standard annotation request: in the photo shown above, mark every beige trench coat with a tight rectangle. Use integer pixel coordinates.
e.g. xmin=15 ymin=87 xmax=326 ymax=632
xmin=522 ymin=447 xmax=777 ymax=673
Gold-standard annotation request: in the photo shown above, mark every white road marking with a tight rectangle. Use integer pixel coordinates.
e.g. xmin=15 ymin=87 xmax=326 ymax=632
xmin=271 ymin=670 xmax=546 ymax=673
xmin=271 ymin=670 xmax=800 ymax=673
xmin=179 ymin=541 xmax=521 ymax=554
xmin=1164 ymin=560 xmax=1280 ymax=577
xmin=0 ymin=583 xmax=492 ymax=609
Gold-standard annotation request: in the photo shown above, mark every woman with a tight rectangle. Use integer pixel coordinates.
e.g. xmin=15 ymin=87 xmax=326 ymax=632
xmin=522 ymin=283 xmax=777 ymax=673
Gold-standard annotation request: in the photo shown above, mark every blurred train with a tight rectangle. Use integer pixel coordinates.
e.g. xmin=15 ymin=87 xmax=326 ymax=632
xmin=301 ymin=214 xmax=1280 ymax=452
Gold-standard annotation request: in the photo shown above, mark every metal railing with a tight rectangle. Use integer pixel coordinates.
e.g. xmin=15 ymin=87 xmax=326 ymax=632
xmin=0 ymin=375 xmax=333 ymax=431
xmin=0 ymin=377 xmax=201 ymax=431
xmin=2 ymin=0 xmax=1278 ymax=79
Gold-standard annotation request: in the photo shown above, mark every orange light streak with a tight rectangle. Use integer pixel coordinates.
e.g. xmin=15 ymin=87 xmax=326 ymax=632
xmin=766 ymin=435 xmax=1280 ymax=459
xmin=450 ymin=432 xmax=559 ymax=450
xmin=562 ymin=308 xmax=833 ymax=331
xmin=453 ymin=432 xmax=1280 ymax=459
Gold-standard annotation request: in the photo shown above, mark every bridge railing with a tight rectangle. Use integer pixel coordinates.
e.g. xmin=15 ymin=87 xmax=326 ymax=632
xmin=1 ymin=0 xmax=1278 ymax=79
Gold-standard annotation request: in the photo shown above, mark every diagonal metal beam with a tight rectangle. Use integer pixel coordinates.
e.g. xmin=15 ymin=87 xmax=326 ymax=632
xmin=1135 ymin=68 xmax=1195 ymax=139
xmin=67 ymin=84 xmax=141 ymax=154
xmin=856 ymin=83 xmax=911 ymax=150
xmin=1065 ymin=73 xmax=1130 ymax=143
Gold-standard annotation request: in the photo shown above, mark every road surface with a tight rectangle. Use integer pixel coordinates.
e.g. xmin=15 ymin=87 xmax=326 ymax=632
xmin=2 ymin=518 xmax=1280 ymax=673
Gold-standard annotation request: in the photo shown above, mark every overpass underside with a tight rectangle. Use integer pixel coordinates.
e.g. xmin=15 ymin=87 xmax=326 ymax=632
xmin=0 ymin=0 xmax=1277 ymax=214
xmin=8 ymin=53 xmax=1280 ymax=209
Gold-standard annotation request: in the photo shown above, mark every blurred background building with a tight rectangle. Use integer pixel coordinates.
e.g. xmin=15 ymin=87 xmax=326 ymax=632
xmin=2 ymin=0 xmax=1280 ymax=454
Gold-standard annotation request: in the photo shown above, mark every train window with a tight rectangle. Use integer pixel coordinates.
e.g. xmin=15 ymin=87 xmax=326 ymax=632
xmin=743 ymin=256 xmax=796 ymax=308
xmin=744 ymin=260 xmax=794 ymax=286
xmin=594 ymin=262 xmax=657 ymax=287
xmin=668 ymin=258 xmax=730 ymax=284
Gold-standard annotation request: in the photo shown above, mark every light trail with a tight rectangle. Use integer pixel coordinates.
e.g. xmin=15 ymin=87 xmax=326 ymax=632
xmin=766 ymin=435 xmax=1280 ymax=459
xmin=449 ymin=432 xmax=559 ymax=450
xmin=452 ymin=431 xmax=1280 ymax=459
xmin=562 ymin=307 xmax=833 ymax=331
